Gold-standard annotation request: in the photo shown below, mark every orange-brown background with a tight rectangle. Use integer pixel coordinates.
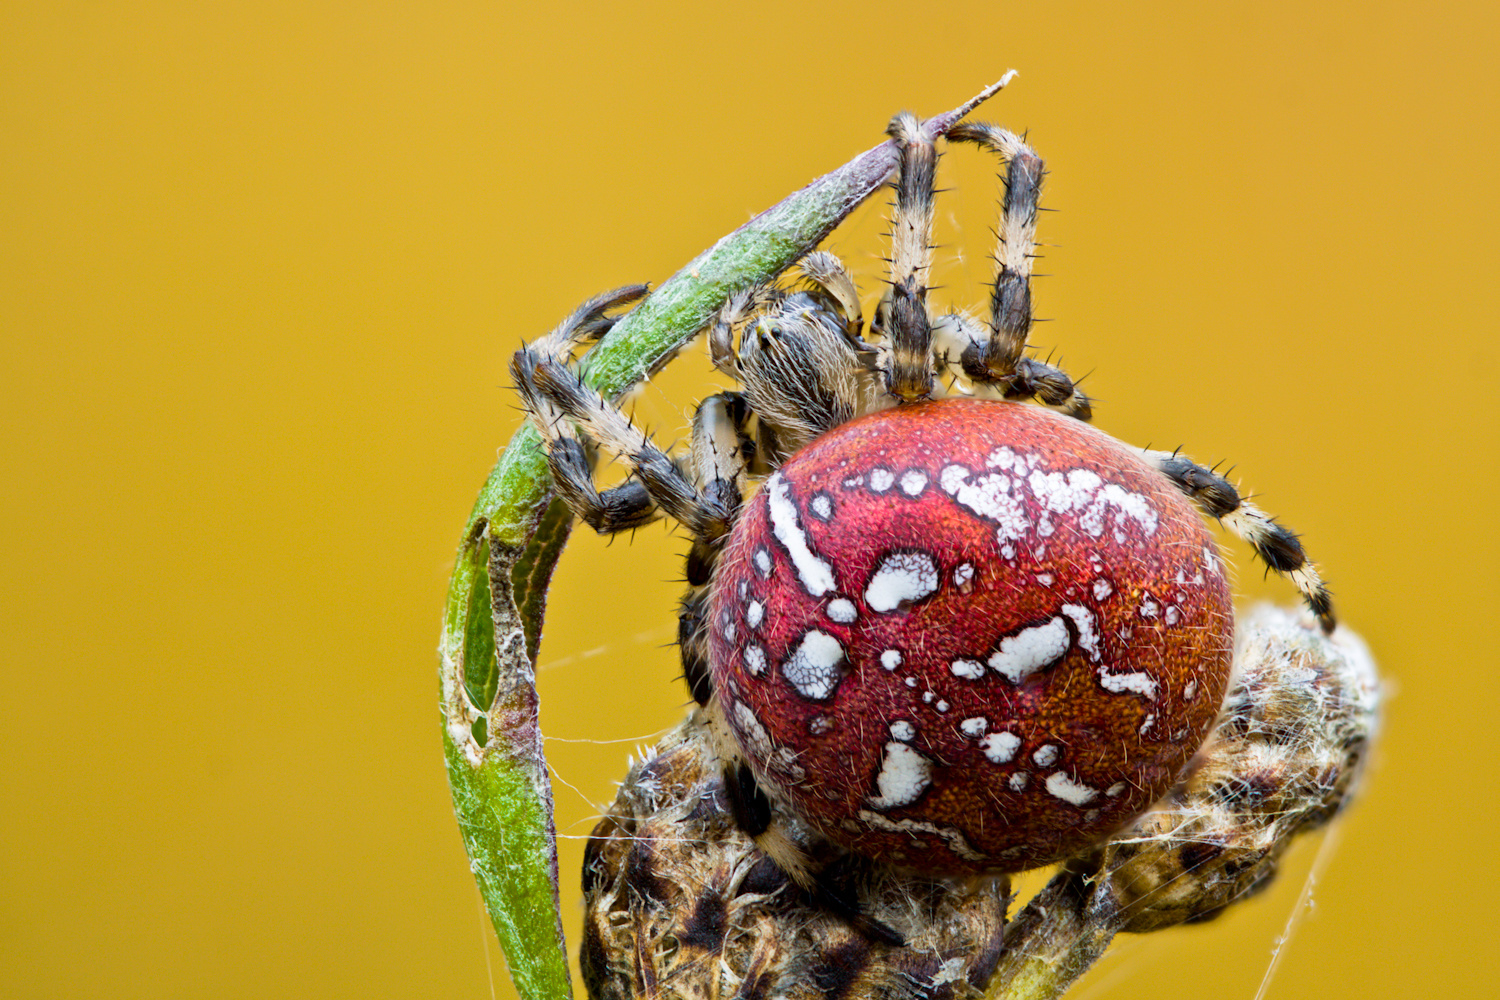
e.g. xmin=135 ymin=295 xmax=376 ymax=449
xmin=4 ymin=3 xmax=1494 ymax=997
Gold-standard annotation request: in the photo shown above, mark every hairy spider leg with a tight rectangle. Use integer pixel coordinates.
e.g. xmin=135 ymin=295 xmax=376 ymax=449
xmin=511 ymin=285 xmax=661 ymax=533
xmin=881 ymin=112 xmax=939 ymax=403
xmin=945 ymin=123 xmax=1092 ymax=419
xmin=1140 ymin=448 xmax=1336 ymax=633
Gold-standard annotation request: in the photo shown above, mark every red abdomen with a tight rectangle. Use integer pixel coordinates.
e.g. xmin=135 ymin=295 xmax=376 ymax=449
xmin=708 ymin=398 xmax=1233 ymax=873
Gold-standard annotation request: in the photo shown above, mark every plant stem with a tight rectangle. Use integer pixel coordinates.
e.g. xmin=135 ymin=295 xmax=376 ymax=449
xmin=438 ymin=76 xmax=1019 ymax=1000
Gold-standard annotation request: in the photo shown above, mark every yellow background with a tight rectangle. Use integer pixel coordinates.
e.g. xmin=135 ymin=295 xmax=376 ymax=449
xmin=4 ymin=2 xmax=1496 ymax=996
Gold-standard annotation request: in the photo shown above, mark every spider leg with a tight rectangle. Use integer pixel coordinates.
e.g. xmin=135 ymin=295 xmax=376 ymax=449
xmin=512 ymin=286 xmax=661 ymax=533
xmin=709 ymin=286 xmax=777 ymax=375
xmin=677 ymin=393 xmax=756 ymax=706
xmin=513 ymin=286 xmax=738 ymax=539
xmin=527 ymin=283 xmax=650 ymax=362
xmin=879 ymin=112 xmax=938 ymax=403
xmin=945 ymin=124 xmax=1092 ymax=420
xmin=1141 ymin=449 xmax=1336 ymax=633
xmin=798 ymin=251 xmax=867 ymax=348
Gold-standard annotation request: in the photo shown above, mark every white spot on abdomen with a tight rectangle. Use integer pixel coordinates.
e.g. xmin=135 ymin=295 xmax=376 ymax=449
xmin=865 ymin=551 xmax=939 ymax=612
xmin=744 ymin=645 xmax=766 ymax=676
xmin=951 ymin=658 xmax=985 ymax=680
xmin=1060 ymin=604 xmax=1102 ymax=662
xmin=869 ymin=467 xmax=894 ymax=492
xmin=941 ymin=466 xmax=1030 ymax=544
xmin=1032 ymin=744 xmax=1059 ymax=767
xmin=888 ymin=720 xmax=916 ymax=742
xmin=826 ymin=598 xmax=857 ymax=623
xmin=980 ymin=731 xmax=1020 ymax=763
xmin=881 ymin=649 xmax=903 ymax=671
xmin=988 ymin=617 xmax=1071 ymax=682
xmin=1027 ymin=469 xmax=1159 ymax=539
xmin=781 ymin=630 xmax=846 ymax=700
xmin=960 ymin=717 xmax=988 ymax=738
xmin=866 ymin=741 xmax=932 ymax=810
xmin=1045 ymin=772 xmax=1099 ymax=806
xmin=900 ymin=470 xmax=928 ymax=496
xmin=766 ymin=472 xmax=836 ymax=597
xmin=1099 ymin=669 xmax=1158 ymax=700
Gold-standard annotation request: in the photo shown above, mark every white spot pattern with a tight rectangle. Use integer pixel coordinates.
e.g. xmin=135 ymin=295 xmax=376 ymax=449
xmin=1092 ymin=578 xmax=1113 ymax=600
xmin=950 ymin=658 xmax=985 ymax=680
xmin=899 ymin=470 xmax=928 ymax=496
xmin=1028 ymin=469 xmax=1160 ymax=539
xmin=744 ymin=645 xmax=766 ymax=676
xmin=953 ymin=563 xmax=975 ymax=587
xmin=869 ymin=467 xmax=894 ymax=492
xmin=981 ymin=731 xmax=1020 ymax=763
xmin=988 ymin=617 xmax=1071 ymax=683
xmin=826 ymin=598 xmax=857 ymax=623
xmin=1060 ymin=604 xmax=1102 ymax=662
xmin=746 ymin=601 xmax=764 ymax=629
xmin=880 ymin=650 xmax=902 ymax=671
xmin=781 ymin=630 xmax=845 ymax=700
xmin=753 ymin=548 xmax=772 ymax=578
xmin=1099 ymin=669 xmax=1158 ymax=700
xmin=766 ymin=472 xmax=836 ymax=597
xmin=1203 ymin=545 xmax=1222 ymax=575
xmin=855 ymin=810 xmax=985 ymax=861
xmin=1032 ymin=744 xmax=1059 ymax=767
xmin=940 ymin=465 xmax=1031 ymax=545
xmin=865 ymin=551 xmax=939 ymax=612
xmin=866 ymin=742 xmax=932 ymax=810
xmin=889 ymin=720 xmax=915 ymax=742
xmin=809 ymin=493 xmax=834 ymax=521
xmin=1045 ymin=772 xmax=1099 ymax=806
xmin=959 ymin=717 xmax=989 ymax=738
xmin=1009 ymin=772 xmax=1029 ymax=791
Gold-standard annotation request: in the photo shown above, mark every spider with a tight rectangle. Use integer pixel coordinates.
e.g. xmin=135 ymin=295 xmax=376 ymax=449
xmin=512 ymin=109 xmax=1334 ymax=945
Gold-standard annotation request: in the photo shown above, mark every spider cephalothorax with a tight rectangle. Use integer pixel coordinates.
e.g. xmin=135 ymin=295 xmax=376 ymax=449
xmin=513 ymin=103 xmax=1333 ymax=943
